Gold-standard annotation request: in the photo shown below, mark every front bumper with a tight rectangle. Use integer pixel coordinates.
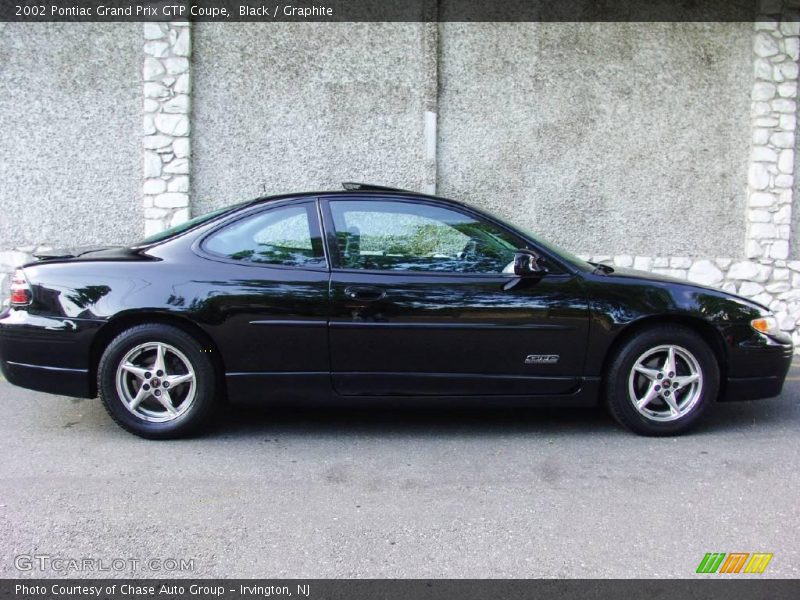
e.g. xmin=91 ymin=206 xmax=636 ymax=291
xmin=721 ymin=328 xmax=793 ymax=402
xmin=0 ymin=308 xmax=100 ymax=398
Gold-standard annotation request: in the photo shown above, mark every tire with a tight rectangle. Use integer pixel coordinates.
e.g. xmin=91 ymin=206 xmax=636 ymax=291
xmin=97 ymin=324 xmax=217 ymax=439
xmin=604 ymin=325 xmax=719 ymax=436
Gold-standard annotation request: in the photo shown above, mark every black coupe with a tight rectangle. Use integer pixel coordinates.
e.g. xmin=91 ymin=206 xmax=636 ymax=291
xmin=0 ymin=184 xmax=793 ymax=438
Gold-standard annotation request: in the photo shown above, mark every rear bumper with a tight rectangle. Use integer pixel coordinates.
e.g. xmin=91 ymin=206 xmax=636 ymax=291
xmin=0 ymin=308 xmax=99 ymax=398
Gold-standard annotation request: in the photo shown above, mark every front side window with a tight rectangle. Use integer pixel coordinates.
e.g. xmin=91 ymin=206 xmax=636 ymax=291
xmin=329 ymin=200 xmax=522 ymax=274
xmin=203 ymin=203 xmax=325 ymax=267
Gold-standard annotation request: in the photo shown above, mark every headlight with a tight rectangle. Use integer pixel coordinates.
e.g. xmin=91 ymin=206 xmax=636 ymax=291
xmin=750 ymin=315 xmax=782 ymax=337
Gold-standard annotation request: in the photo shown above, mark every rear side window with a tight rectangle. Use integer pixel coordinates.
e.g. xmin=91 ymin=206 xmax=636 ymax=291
xmin=202 ymin=203 xmax=325 ymax=267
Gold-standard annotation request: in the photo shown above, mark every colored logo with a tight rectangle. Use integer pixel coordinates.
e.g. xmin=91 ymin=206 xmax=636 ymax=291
xmin=696 ymin=552 xmax=773 ymax=574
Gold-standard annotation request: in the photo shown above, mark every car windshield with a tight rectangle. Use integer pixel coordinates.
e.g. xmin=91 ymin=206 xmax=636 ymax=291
xmin=134 ymin=203 xmax=247 ymax=246
xmin=485 ymin=211 xmax=595 ymax=272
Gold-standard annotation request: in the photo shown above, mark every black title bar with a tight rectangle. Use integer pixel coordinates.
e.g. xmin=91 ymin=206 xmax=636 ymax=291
xmin=2 ymin=579 xmax=800 ymax=600
xmin=0 ymin=0 xmax=764 ymax=22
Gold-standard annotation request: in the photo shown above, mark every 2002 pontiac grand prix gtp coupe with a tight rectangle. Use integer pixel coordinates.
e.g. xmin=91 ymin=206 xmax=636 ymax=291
xmin=0 ymin=184 xmax=793 ymax=438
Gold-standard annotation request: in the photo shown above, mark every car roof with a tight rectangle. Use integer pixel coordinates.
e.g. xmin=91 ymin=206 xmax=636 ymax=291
xmin=242 ymin=186 xmax=474 ymax=212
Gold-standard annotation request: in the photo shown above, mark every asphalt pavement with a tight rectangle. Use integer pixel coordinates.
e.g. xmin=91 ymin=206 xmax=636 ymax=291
xmin=0 ymin=363 xmax=798 ymax=578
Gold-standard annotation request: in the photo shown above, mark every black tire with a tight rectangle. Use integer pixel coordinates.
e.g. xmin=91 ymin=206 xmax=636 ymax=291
xmin=604 ymin=325 xmax=719 ymax=436
xmin=97 ymin=324 xmax=217 ymax=439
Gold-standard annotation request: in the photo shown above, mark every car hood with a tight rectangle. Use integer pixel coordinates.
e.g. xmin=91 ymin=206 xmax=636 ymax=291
xmin=602 ymin=266 xmax=771 ymax=313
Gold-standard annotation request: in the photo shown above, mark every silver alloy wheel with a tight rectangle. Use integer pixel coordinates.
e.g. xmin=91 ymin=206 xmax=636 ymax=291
xmin=627 ymin=344 xmax=703 ymax=422
xmin=115 ymin=342 xmax=197 ymax=423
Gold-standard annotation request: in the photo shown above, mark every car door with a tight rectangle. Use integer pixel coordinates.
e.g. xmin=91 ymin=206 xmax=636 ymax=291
xmin=321 ymin=196 xmax=590 ymax=397
xmin=193 ymin=199 xmax=331 ymax=400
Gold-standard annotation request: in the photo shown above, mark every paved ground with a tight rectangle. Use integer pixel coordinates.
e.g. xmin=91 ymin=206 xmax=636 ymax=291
xmin=0 ymin=364 xmax=798 ymax=579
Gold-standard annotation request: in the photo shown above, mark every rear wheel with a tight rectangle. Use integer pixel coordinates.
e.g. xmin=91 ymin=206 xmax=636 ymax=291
xmin=605 ymin=325 xmax=719 ymax=436
xmin=98 ymin=324 xmax=217 ymax=439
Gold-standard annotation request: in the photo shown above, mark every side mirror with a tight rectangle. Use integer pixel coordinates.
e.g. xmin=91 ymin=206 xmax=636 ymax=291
xmin=513 ymin=249 xmax=547 ymax=277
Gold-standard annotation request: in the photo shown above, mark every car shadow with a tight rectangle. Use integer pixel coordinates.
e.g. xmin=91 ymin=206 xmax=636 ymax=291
xmin=198 ymin=390 xmax=799 ymax=440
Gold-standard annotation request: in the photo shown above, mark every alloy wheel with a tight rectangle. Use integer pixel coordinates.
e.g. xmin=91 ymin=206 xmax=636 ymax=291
xmin=627 ymin=344 xmax=703 ymax=422
xmin=115 ymin=342 xmax=197 ymax=423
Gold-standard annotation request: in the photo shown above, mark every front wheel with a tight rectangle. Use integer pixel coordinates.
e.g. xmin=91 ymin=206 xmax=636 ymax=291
xmin=98 ymin=324 xmax=217 ymax=439
xmin=605 ymin=325 xmax=719 ymax=436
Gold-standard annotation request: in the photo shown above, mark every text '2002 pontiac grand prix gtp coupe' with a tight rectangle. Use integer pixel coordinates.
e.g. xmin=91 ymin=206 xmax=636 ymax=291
xmin=0 ymin=184 xmax=793 ymax=438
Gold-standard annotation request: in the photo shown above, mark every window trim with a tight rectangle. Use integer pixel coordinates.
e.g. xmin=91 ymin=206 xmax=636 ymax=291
xmin=320 ymin=196 xmax=570 ymax=278
xmin=193 ymin=198 xmax=330 ymax=272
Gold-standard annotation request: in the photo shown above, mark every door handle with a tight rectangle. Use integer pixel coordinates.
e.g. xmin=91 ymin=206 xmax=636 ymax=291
xmin=344 ymin=285 xmax=386 ymax=302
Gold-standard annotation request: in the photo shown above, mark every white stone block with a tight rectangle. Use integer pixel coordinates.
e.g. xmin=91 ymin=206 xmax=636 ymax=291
xmin=168 ymin=176 xmax=189 ymax=192
xmin=143 ymin=178 xmax=167 ymax=195
xmin=753 ymin=128 xmax=771 ymax=145
xmin=784 ymin=36 xmax=800 ymax=60
xmin=774 ymin=204 xmax=792 ymax=225
xmin=613 ymin=255 xmax=633 ymax=268
xmin=143 ymin=99 xmax=159 ymax=113
xmin=779 ymin=61 xmax=799 ymax=80
xmin=775 ymin=174 xmax=794 ymax=188
xmin=779 ymin=81 xmax=798 ymax=97
xmin=144 ymin=219 xmax=164 ymax=238
xmin=770 ymin=240 xmax=790 ymax=259
xmin=749 ymin=191 xmax=777 ymax=207
xmin=739 ymin=281 xmax=765 ymax=297
xmin=633 ymin=256 xmax=652 ymax=271
xmin=170 ymin=208 xmax=191 ymax=226
xmin=753 ymin=101 xmax=771 ymax=117
xmin=728 ymin=261 xmax=760 ymax=280
xmin=772 ymin=99 xmax=797 ymax=114
xmin=173 ymin=28 xmax=191 ymax=57
xmin=163 ymin=57 xmax=189 ymax=75
xmin=779 ymin=114 xmax=797 ymax=131
xmin=144 ymin=207 xmax=168 ymax=220
xmin=670 ymin=257 xmax=692 ymax=269
xmin=752 ymin=292 xmax=774 ymax=307
xmin=755 ymin=32 xmax=780 ymax=57
xmin=745 ymin=240 xmax=764 ymax=258
xmin=143 ymin=134 xmax=173 ymax=150
xmin=748 ymin=209 xmax=771 ymax=222
xmin=781 ymin=20 xmax=800 ymax=36
xmin=752 ymin=82 xmax=776 ymax=100
xmin=788 ymin=260 xmax=800 ymax=272
xmin=687 ymin=260 xmax=724 ymax=286
xmin=768 ymin=281 xmax=791 ymax=294
xmin=144 ymin=41 xmax=169 ymax=58
xmin=155 ymin=113 xmax=190 ymax=136
xmin=174 ymin=73 xmax=191 ymax=94
xmin=770 ymin=131 xmax=795 ymax=148
xmin=163 ymin=94 xmax=191 ymax=114
xmin=172 ymin=138 xmax=190 ymax=158
xmin=143 ymin=57 xmax=165 ymax=81
xmin=143 ymin=23 xmax=165 ymax=40
xmin=154 ymin=192 xmax=189 ymax=209
xmin=721 ymin=282 xmax=737 ymax=294
xmin=143 ymin=82 xmax=169 ymax=99
xmin=755 ymin=57 xmax=773 ymax=79
xmin=778 ymin=149 xmax=795 ymax=174
xmin=752 ymin=146 xmax=777 ymax=162
xmin=143 ymin=151 xmax=161 ymax=178
xmin=653 ymin=257 xmax=669 ymax=268
xmin=750 ymin=222 xmax=778 ymax=239
xmin=748 ymin=163 xmax=770 ymax=190
xmin=143 ymin=114 xmax=156 ymax=135
xmin=163 ymin=158 xmax=190 ymax=174
xmin=773 ymin=268 xmax=790 ymax=281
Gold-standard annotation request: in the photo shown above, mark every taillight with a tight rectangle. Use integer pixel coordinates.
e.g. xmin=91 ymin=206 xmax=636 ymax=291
xmin=9 ymin=269 xmax=32 ymax=306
